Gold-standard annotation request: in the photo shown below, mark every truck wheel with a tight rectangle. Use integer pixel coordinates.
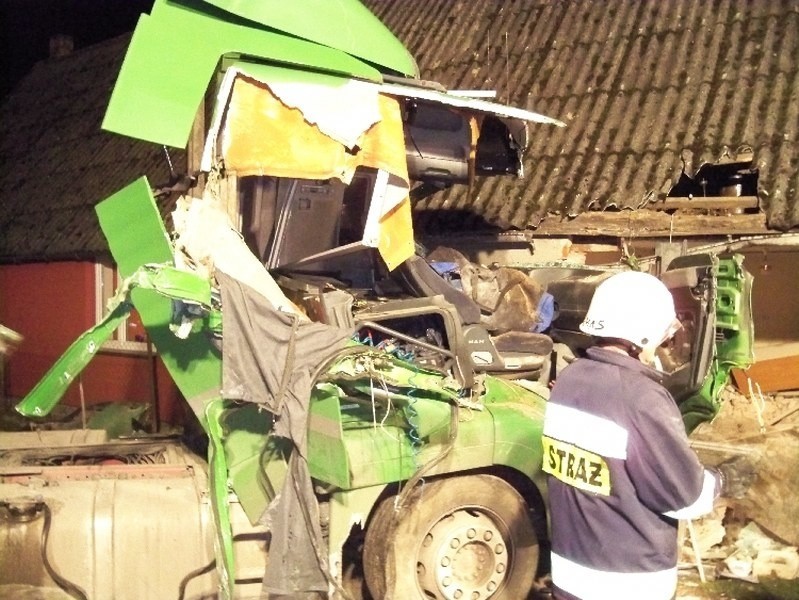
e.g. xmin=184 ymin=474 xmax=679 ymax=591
xmin=363 ymin=474 xmax=539 ymax=600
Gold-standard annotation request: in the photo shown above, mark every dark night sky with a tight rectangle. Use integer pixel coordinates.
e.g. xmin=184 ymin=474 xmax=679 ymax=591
xmin=1 ymin=0 xmax=154 ymax=98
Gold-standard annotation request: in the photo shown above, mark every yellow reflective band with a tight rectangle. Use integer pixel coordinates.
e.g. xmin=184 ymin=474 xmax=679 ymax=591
xmin=542 ymin=435 xmax=612 ymax=496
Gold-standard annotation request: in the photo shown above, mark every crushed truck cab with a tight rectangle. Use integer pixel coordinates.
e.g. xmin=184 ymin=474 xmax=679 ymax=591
xmin=5 ymin=1 xmax=753 ymax=599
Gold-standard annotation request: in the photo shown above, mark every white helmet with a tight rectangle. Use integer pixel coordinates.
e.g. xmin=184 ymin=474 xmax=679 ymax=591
xmin=579 ymin=270 xmax=681 ymax=349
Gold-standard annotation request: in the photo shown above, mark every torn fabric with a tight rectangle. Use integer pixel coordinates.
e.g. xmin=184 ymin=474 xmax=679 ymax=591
xmin=217 ymin=74 xmax=408 ymax=187
xmin=246 ymin=67 xmax=382 ymax=149
xmin=216 ymin=271 xmax=352 ymax=596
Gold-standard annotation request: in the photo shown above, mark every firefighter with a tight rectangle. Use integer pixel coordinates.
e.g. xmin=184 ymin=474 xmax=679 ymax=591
xmin=542 ymin=270 xmax=755 ymax=600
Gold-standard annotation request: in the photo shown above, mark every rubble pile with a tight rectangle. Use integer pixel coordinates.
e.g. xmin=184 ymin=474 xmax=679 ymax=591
xmin=681 ymin=387 xmax=799 ymax=585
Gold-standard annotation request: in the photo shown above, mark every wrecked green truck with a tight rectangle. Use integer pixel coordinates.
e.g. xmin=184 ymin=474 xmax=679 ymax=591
xmin=1 ymin=1 xmax=755 ymax=599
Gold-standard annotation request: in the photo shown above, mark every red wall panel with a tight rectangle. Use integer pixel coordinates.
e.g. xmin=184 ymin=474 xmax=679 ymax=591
xmin=0 ymin=262 xmax=184 ymax=426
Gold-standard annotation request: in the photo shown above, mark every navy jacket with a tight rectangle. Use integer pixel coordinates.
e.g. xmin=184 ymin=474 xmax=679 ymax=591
xmin=543 ymin=347 xmax=718 ymax=600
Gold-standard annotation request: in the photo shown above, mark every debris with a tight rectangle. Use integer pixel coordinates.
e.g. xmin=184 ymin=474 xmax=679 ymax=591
xmin=686 ymin=506 xmax=728 ymax=555
xmin=754 ymin=548 xmax=799 ymax=580
xmin=723 ymin=550 xmax=757 ymax=580
xmin=681 ymin=513 xmax=799 ymax=583
xmin=691 ymin=388 xmax=799 ymax=547
xmin=680 ymin=388 xmax=799 ymax=588
xmin=736 ymin=429 xmax=799 ymax=548
xmin=723 ymin=523 xmax=799 ymax=582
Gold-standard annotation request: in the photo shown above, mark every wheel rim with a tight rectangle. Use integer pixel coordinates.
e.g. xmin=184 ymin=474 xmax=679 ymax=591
xmin=416 ymin=508 xmax=511 ymax=599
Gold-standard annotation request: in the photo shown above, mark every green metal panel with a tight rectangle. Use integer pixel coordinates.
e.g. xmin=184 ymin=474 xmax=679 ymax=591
xmin=714 ymin=254 xmax=755 ymax=365
xmin=95 ymin=178 xmax=224 ymax=418
xmin=220 ymin=403 xmax=285 ymax=524
xmin=680 ymin=254 xmax=755 ymax=433
xmin=96 ymin=178 xmax=236 ymax=598
xmin=94 ymin=177 xmax=172 ymax=275
xmin=304 ymin=353 xmax=550 ymax=490
xmin=307 ymin=386 xmax=353 ymax=488
xmin=14 ymin=294 xmax=132 ymax=418
xmin=344 ymin=424 xmax=417 ymax=487
xmin=310 ymin=391 xmax=455 ymax=489
xmin=204 ymin=399 xmax=235 ymax=600
xmin=103 ymin=0 xmax=388 ymax=147
xmin=14 ymin=263 xmax=213 ymax=418
xmin=329 ymin=398 xmax=496 ymax=489
xmin=482 ymin=376 xmax=548 ymax=477
xmin=199 ymin=0 xmax=417 ymax=77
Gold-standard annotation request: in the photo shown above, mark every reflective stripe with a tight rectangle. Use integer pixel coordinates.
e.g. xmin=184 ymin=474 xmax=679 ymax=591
xmin=663 ymin=469 xmax=718 ymax=519
xmin=551 ymin=552 xmax=677 ymax=600
xmin=543 ymin=402 xmax=628 ymax=459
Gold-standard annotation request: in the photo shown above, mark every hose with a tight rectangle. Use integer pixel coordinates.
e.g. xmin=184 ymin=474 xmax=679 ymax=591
xmin=177 ymin=533 xmax=271 ymax=599
xmin=177 ymin=559 xmax=216 ymax=600
xmin=40 ymin=502 xmax=89 ymax=600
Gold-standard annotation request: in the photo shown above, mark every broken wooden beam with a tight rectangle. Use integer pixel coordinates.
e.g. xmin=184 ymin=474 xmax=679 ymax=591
xmin=652 ymin=196 xmax=760 ymax=212
xmin=732 ymin=355 xmax=799 ymax=394
xmin=529 ymin=210 xmax=769 ymax=237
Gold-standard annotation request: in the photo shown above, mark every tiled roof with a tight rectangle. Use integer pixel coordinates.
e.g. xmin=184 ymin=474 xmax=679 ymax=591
xmin=366 ymin=0 xmax=799 ymax=234
xmin=0 ymin=34 xmax=184 ymax=263
xmin=2 ymin=2 xmax=797 ymax=262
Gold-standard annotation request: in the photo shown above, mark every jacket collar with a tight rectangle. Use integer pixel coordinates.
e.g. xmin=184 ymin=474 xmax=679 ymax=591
xmin=585 ymin=346 xmax=664 ymax=384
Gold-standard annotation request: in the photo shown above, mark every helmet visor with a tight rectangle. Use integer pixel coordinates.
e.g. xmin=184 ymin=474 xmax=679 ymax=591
xmin=657 ymin=317 xmax=683 ymax=346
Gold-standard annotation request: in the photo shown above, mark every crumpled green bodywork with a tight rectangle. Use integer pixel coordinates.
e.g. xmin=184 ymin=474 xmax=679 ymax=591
xmin=103 ymin=0 xmax=417 ymax=147
xmin=16 ymin=178 xmax=549 ymax=599
xmin=680 ymin=254 xmax=755 ymax=433
xmin=13 ymin=181 xmax=753 ymax=597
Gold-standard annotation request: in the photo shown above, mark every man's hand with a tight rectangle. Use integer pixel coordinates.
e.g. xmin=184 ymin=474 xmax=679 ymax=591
xmin=715 ymin=455 xmax=757 ymax=499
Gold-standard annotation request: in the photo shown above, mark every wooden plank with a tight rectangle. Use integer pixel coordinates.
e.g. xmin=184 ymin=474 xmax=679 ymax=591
xmin=652 ymin=196 xmax=759 ymax=211
xmin=732 ymin=355 xmax=799 ymax=393
xmin=530 ymin=210 xmax=769 ymax=237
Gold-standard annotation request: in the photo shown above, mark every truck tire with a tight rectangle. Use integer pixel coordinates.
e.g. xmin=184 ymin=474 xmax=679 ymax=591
xmin=363 ymin=474 xmax=540 ymax=600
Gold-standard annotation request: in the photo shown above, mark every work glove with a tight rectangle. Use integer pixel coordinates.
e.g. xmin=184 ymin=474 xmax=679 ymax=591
xmin=714 ymin=455 xmax=757 ymax=499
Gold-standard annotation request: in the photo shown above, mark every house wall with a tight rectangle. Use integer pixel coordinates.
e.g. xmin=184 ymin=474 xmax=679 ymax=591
xmin=740 ymin=247 xmax=799 ymax=349
xmin=0 ymin=261 xmax=185 ymax=426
